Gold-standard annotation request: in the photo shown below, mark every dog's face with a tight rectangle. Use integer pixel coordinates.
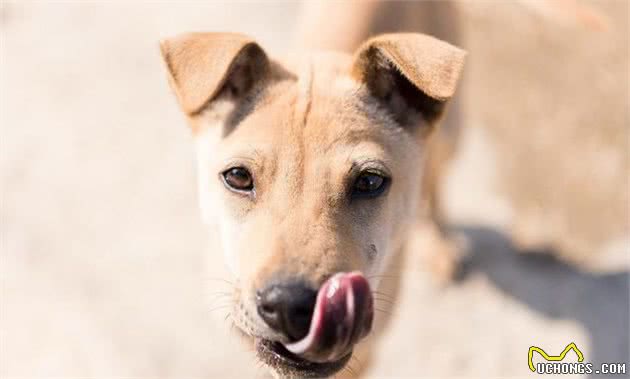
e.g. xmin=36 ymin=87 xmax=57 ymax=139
xmin=161 ymin=32 xmax=464 ymax=378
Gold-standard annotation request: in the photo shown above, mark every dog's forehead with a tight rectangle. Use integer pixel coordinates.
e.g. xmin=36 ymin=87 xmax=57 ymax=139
xmin=259 ymin=53 xmax=397 ymax=148
xmin=210 ymin=52 xmax=405 ymax=173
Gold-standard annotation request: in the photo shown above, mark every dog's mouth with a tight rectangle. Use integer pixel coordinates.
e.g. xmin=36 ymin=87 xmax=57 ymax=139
xmin=254 ymin=272 xmax=373 ymax=377
xmin=256 ymin=338 xmax=351 ymax=378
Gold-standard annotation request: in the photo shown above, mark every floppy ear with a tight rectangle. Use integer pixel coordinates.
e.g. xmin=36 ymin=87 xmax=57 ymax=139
xmin=351 ymin=33 xmax=466 ymax=127
xmin=159 ymin=32 xmax=269 ymax=116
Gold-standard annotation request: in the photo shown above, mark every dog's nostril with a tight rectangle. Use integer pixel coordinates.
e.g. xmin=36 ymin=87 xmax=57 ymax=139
xmin=256 ymin=281 xmax=317 ymax=341
xmin=260 ymin=304 xmax=275 ymax=315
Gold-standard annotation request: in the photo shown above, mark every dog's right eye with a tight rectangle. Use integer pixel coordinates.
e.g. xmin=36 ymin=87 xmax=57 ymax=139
xmin=222 ymin=167 xmax=254 ymax=192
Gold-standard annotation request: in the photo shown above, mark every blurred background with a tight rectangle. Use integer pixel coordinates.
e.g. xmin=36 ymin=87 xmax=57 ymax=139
xmin=1 ymin=1 xmax=628 ymax=378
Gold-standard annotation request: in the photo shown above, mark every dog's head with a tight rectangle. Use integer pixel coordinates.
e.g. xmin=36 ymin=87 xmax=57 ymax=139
xmin=160 ymin=32 xmax=464 ymax=378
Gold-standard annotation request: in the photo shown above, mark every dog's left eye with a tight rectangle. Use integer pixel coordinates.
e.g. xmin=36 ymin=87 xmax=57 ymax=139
xmin=352 ymin=172 xmax=389 ymax=198
xmin=222 ymin=167 xmax=254 ymax=192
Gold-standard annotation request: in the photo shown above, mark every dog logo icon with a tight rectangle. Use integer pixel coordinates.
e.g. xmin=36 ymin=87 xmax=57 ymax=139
xmin=528 ymin=342 xmax=584 ymax=372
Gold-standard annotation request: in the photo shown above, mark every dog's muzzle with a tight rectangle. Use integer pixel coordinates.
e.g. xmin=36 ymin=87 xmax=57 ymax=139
xmin=257 ymin=272 xmax=374 ymax=364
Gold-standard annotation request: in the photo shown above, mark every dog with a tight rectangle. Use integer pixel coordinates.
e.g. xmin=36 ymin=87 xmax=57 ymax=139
xmin=159 ymin=32 xmax=465 ymax=378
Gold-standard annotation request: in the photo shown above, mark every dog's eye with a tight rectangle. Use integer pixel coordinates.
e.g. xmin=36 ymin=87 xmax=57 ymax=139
xmin=222 ymin=167 xmax=254 ymax=192
xmin=352 ymin=172 xmax=389 ymax=198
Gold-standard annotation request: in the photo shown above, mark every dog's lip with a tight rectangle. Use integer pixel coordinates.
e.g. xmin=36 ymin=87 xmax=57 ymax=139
xmin=255 ymin=338 xmax=351 ymax=378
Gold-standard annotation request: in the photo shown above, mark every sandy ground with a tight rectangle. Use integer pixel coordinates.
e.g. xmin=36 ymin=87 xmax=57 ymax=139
xmin=1 ymin=2 xmax=628 ymax=378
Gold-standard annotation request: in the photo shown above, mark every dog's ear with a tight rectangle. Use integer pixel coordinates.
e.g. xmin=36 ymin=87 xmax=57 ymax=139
xmin=351 ymin=33 xmax=466 ymax=128
xmin=160 ymin=32 xmax=269 ymax=116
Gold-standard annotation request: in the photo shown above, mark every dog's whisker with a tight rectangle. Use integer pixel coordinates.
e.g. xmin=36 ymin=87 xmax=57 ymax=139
xmin=206 ymin=292 xmax=232 ymax=298
xmin=371 ymin=290 xmax=395 ymax=298
xmin=372 ymin=290 xmax=393 ymax=296
xmin=207 ymin=299 xmax=232 ymax=308
xmin=373 ymin=297 xmax=395 ymax=305
xmin=367 ymin=274 xmax=400 ymax=280
xmin=344 ymin=362 xmax=357 ymax=377
xmin=207 ymin=298 xmax=232 ymax=309
xmin=205 ymin=290 xmax=232 ymax=295
xmin=349 ymin=365 xmax=358 ymax=376
xmin=208 ymin=304 xmax=232 ymax=313
xmin=206 ymin=293 xmax=232 ymax=303
xmin=373 ymin=295 xmax=395 ymax=302
xmin=204 ymin=277 xmax=235 ymax=287
xmin=351 ymin=355 xmax=363 ymax=371
xmin=343 ymin=364 xmax=352 ymax=376
xmin=374 ymin=307 xmax=394 ymax=317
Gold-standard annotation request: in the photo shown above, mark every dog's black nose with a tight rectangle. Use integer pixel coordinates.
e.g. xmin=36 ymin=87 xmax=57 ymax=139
xmin=256 ymin=281 xmax=317 ymax=341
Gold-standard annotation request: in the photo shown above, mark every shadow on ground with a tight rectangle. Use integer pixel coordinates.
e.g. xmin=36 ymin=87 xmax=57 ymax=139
xmin=455 ymin=226 xmax=629 ymax=378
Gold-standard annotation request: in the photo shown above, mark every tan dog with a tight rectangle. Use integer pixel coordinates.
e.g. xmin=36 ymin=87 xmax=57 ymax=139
xmin=160 ymin=32 xmax=465 ymax=378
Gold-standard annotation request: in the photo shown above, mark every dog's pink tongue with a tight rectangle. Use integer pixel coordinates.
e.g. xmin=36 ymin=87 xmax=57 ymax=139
xmin=284 ymin=272 xmax=373 ymax=363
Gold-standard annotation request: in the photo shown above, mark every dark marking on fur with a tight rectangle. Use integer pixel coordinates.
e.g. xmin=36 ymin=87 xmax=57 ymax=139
xmin=367 ymin=244 xmax=378 ymax=261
